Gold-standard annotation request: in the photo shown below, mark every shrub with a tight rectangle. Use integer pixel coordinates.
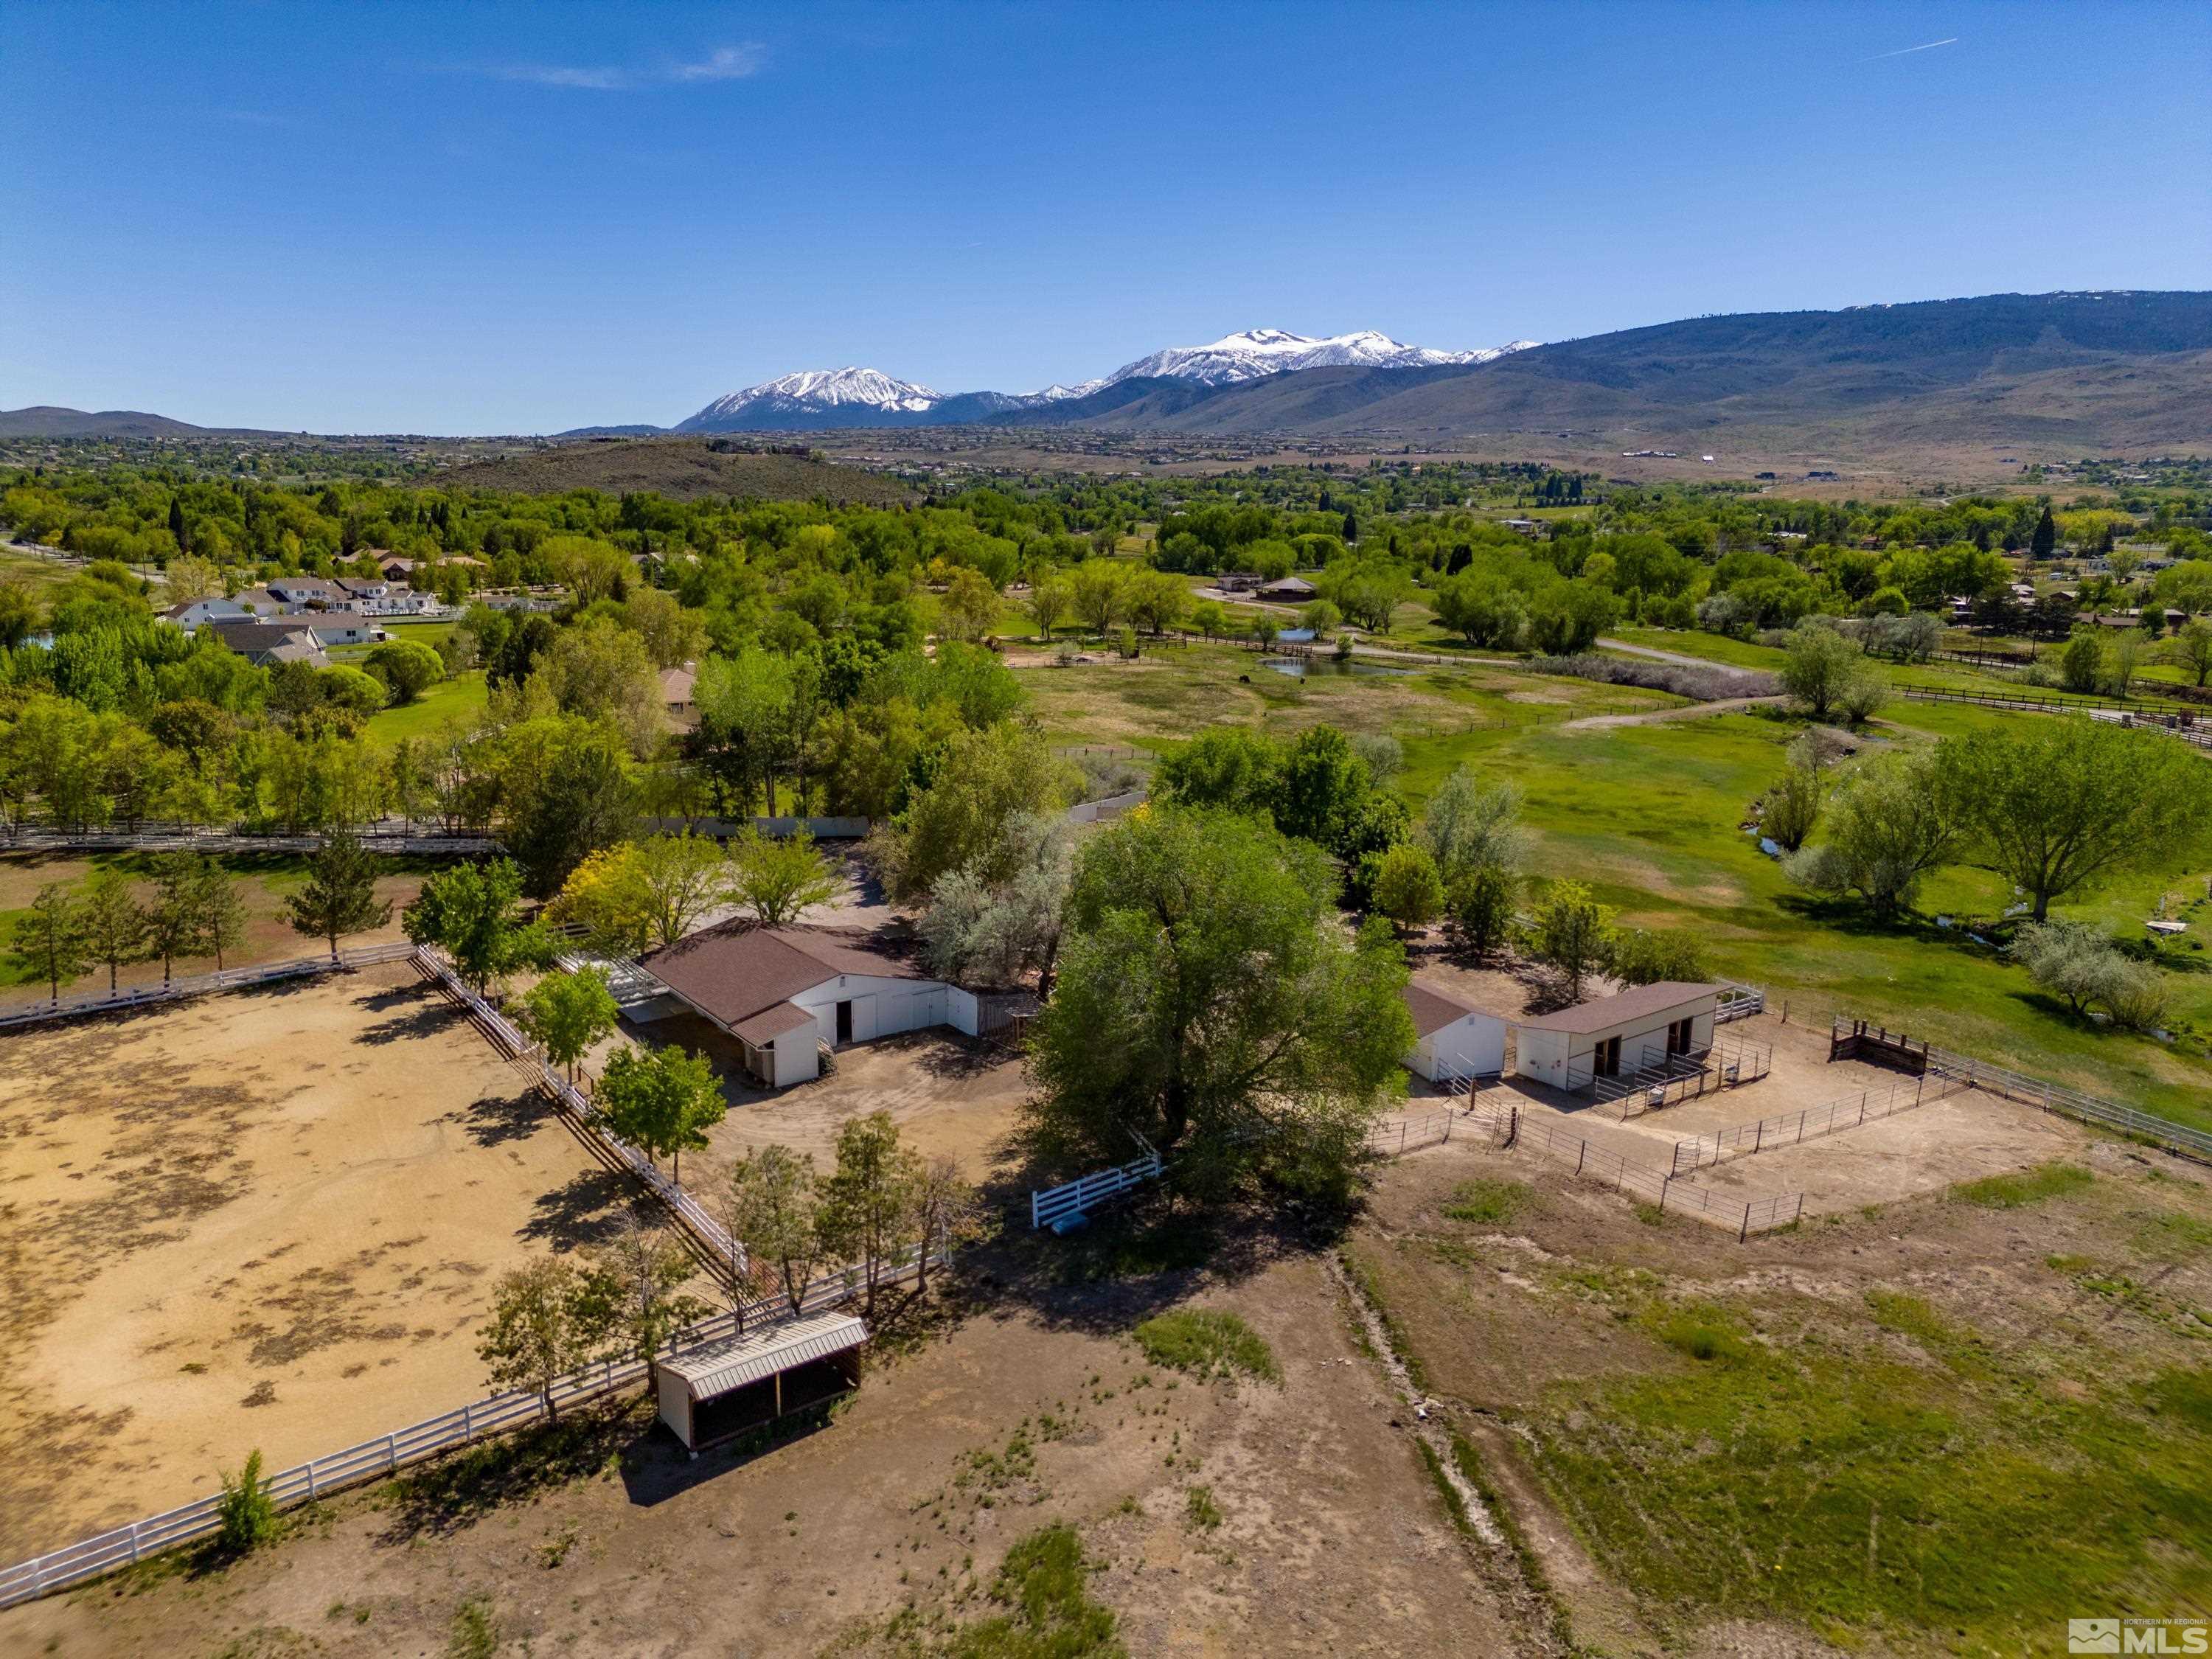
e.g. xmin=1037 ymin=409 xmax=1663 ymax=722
xmin=1444 ymin=863 xmax=1517 ymax=958
xmin=2010 ymin=921 xmax=2168 ymax=1027
xmin=1610 ymin=928 xmax=1710 ymax=986
xmin=1528 ymin=653 xmax=1775 ymax=703
xmin=216 ymin=1448 xmax=279 ymax=1555
xmin=1132 ymin=1310 xmax=1280 ymax=1383
xmin=1778 ymin=626 xmax=1887 ymax=723
xmin=1650 ymin=1306 xmax=1749 ymax=1363
xmin=1758 ymin=763 xmax=1823 ymax=852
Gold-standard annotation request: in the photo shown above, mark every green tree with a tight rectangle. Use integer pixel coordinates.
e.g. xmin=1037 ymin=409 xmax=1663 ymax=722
xmin=0 ymin=577 xmax=38 ymax=652
xmin=2164 ymin=618 xmax=2212 ymax=687
xmin=516 ymin=967 xmax=620 ymax=1082
xmin=1950 ymin=719 xmax=2212 ymax=922
xmin=875 ymin=725 xmax=1079 ymax=902
xmin=598 ymin=1043 xmax=726 ymax=1182
xmin=215 ymin=1450 xmax=279 ymax=1556
xmin=1444 ymin=863 xmax=1517 ymax=958
xmin=80 ymin=867 xmax=146 ymax=994
xmin=2030 ymin=506 xmax=2057 ymax=560
xmin=1369 ymin=843 xmax=1444 ymax=932
xmin=2059 ymin=631 xmax=2104 ymax=694
xmin=477 ymin=1258 xmax=608 ymax=1422
xmin=1784 ymin=748 xmax=1966 ymax=917
xmin=1027 ymin=807 xmax=1413 ymax=1203
xmin=502 ymin=726 xmax=639 ymax=900
xmin=140 ymin=852 xmax=204 ymax=986
xmin=1026 ymin=576 xmax=1073 ymax=642
xmin=186 ymin=859 xmax=251 ymax=970
xmin=282 ymin=830 xmax=392 ymax=961
xmin=552 ymin=832 xmax=730 ymax=953
xmin=1759 ymin=762 xmax=1824 ymax=852
xmin=815 ymin=1110 xmax=922 ymax=1318
xmin=403 ymin=857 xmax=549 ymax=990
xmin=720 ymin=1144 xmax=825 ymax=1317
xmin=727 ymin=827 xmax=844 ymax=925
xmin=1609 ymin=929 xmax=1710 ymax=986
xmin=1526 ymin=879 xmax=1613 ymax=1001
xmin=1418 ymin=766 xmax=1525 ymax=883
xmin=363 ymin=639 xmax=444 ymax=706
xmin=1778 ymin=627 xmax=1885 ymax=723
xmin=12 ymin=882 xmax=89 ymax=1003
xmin=578 ymin=1206 xmax=709 ymax=1383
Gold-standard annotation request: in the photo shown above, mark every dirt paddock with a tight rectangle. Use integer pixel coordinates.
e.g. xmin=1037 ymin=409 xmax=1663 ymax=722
xmin=0 ymin=964 xmax=618 ymax=1560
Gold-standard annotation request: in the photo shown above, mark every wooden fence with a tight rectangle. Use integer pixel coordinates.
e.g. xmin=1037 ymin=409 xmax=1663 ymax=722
xmin=1829 ymin=1018 xmax=1931 ymax=1072
xmin=0 ymin=823 xmax=497 ymax=855
xmin=0 ymin=941 xmax=420 ymax=1031
xmin=0 ymin=1239 xmax=944 ymax=1611
xmin=1893 ymin=685 xmax=2211 ymax=750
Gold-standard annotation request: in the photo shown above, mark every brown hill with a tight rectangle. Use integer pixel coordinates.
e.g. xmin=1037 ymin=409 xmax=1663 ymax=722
xmin=434 ymin=437 xmax=916 ymax=504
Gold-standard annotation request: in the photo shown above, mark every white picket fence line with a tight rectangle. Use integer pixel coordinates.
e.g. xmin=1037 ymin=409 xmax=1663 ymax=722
xmin=0 ymin=942 xmax=420 ymax=1031
xmin=409 ymin=949 xmax=741 ymax=1267
xmin=1713 ymin=979 xmax=1767 ymax=1024
xmin=1030 ymin=1151 xmax=1164 ymax=1230
xmin=0 ymin=824 xmax=496 ymax=855
xmin=0 ymin=1238 xmax=945 ymax=1611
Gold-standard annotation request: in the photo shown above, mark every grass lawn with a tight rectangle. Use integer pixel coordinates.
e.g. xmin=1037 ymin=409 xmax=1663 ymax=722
xmin=1605 ymin=626 xmax=1789 ymax=671
xmin=364 ymin=670 xmax=487 ymax=745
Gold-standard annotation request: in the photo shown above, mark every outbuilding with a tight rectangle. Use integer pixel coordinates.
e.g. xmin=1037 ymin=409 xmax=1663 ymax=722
xmin=1512 ymin=981 xmax=1719 ymax=1093
xmin=1402 ymin=980 xmax=1506 ymax=1085
xmin=639 ymin=922 xmax=973 ymax=1088
xmin=655 ymin=1311 xmax=866 ymax=1455
xmin=1257 ymin=575 xmax=1318 ymax=602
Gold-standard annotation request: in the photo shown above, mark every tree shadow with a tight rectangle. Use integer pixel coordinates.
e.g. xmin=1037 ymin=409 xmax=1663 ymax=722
xmin=520 ymin=1167 xmax=633 ymax=1251
xmin=617 ymin=1396 xmax=849 ymax=1509
xmin=376 ymin=1397 xmax=647 ymax=1543
xmin=435 ymin=1088 xmax=546 ymax=1150
xmin=355 ymin=998 xmax=470 ymax=1046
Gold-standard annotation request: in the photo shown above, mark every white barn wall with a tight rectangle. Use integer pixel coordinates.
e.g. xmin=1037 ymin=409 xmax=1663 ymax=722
xmin=1408 ymin=1012 xmax=1507 ymax=1081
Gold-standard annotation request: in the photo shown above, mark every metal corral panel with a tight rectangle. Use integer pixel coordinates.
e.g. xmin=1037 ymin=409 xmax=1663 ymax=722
xmin=661 ymin=1312 xmax=868 ymax=1402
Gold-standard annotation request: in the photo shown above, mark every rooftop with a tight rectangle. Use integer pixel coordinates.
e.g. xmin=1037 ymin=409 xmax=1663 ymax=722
xmin=1515 ymin=981 xmax=1719 ymax=1036
xmin=659 ymin=1311 xmax=868 ymax=1400
xmin=639 ymin=923 xmax=930 ymax=1037
xmin=1403 ymin=978 xmax=1481 ymax=1039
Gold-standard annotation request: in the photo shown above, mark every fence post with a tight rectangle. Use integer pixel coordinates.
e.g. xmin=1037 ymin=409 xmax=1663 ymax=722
xmin=1658 ymin=1178 xmax=1669 ymax=1214
xmin=1575 ymin=1142 xmax=1586 ymax=1175
xmin=1740 ymin=1203 xmax=1751 ymax=1243
xmin=1756 ymin=1119 xmax=1764 ymax=1152
xmin=128 ymin=1522 xmax=140 ymax=1564
xmin=386 ymin=1433 xmax=397 ymax=1473
xmin=462 ymin=1402 xmax=473 ymax=1443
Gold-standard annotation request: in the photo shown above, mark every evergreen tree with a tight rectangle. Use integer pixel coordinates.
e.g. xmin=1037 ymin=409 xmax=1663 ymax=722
xmin=141 ymin=852 xmax=203 ymax=986
xmin=2031 ymin=506 xmax=2057 ymax=560
xmin=192 ymin=860 xmax=251 ymax=970
xmin=80 ymin=868 xmax=147 ymax=994
xmin=12 ymin=883 xmax=89 ymax=1004
xmin=167 ymin=496 xmax=189 ymax=553
xmin=282 ymin=830 xmax=392 ymax=960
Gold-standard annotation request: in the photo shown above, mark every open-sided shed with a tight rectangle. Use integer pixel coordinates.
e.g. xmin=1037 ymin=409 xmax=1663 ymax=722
xmin=1513 ymin=981 xmax=1719 ymax=1093
xmin=655 ymin=1311 xmax=867 ymax=1455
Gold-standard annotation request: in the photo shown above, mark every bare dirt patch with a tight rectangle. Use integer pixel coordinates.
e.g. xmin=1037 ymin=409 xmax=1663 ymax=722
xmin=0 ymin=964 xmax=618 ymax=1558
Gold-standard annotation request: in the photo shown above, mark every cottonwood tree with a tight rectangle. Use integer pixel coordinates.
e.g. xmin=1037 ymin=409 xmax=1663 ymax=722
xmin=1526 ymin=879 xmax=1613 ymax=1001
xmin=516 ymin=967 xmax=620 ymax=1082
xmin=876 ymin=726 xmax=1079 ymax=902
xmin=1951 ymin=720 xmax=2212 ymax=922
xmin=1784 ymin=749 xmax=1964 ymax=917
xmin=917 ymin=812 xmax=1071 ymax=992
xmin=12 ymin=883 xmax=89 ymax=1003
xmin=478 ymin=1258 xmax=607 ymax=1421
xmin=403 ymin=857 xmax=550 ymax=990
xmin=282 ymin=830 xmax=392 ymax=961
xmin=1779 ymin=627 xmax=1887 ymax=723
xmin=1610 ymin=929 xmax=1710 ymax=986
xmin=80 ymin=868 xmax=146 ymax=994
xmin=554 ymin=832 xmax=729 ymax=953
xmin=1027 ymin=806 xmax=1413 ymax=1203
xmin=1369 ymin=843 xmax=1444 ymax=933
xmin=597 ymin=1043 xmax=726 ymax=1183
xmin=720 ymin=1144 xmax=825 ymax=1318
xmin=1758 ymin=762 xmax=1824 ymax=852
xmin=726 ymin=827 xmax=842 ymax=925
xmin=938 ymin=567 xmax=1001 ymax=644
xmin=815 ymin=1110 xmax=922 ymax=1318
xmin=1026 ymin=577 xmax=1073 ymax=642
xmin=2166 ymin=619 xmax=2212 ymax=687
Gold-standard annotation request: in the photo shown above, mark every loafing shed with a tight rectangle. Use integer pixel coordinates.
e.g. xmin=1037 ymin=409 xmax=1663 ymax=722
xmin=1512 ymin=981 xmax=1719 ymax=1092
xmin=656 ymin=1311 xmax=867 ymax=1455
xmin=1402 ymin=980 xmax=1506 ymax=1083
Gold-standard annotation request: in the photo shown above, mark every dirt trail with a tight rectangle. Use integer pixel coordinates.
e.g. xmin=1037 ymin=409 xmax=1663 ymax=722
xmin=1563 ymin=694 xmax=1784 ymax=729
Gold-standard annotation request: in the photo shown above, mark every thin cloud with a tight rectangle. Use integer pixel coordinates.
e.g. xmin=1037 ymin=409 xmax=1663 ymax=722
xmin=471 ymin=43 xmax=765 ymax=91
xmin=1858 ymin=37 xmax=1958 ymax=63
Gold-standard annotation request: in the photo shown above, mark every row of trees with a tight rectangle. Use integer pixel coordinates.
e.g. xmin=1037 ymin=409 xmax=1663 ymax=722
xmin=477 ymin=1112 xmax=973 ymax=1416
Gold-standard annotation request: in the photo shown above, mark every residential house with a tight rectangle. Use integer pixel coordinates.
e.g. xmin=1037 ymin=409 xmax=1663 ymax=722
xmin=204 ymin=620 xmax=333 ymax=668
xmin=160 ymin=596 xmax=248 ymax=633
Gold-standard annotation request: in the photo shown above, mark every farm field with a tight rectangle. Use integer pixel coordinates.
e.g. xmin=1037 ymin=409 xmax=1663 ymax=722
xmin=0 ymin=963 xmax=617 ymax=1559
xmin=1016 ymin=647 xmax=2212 ymax=1130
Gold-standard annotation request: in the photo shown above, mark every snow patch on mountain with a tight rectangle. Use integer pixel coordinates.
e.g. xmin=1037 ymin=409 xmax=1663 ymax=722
xmin=684 ymin=367 xmax=944 ymax=425
xmin=1105 ymin=328 xmax=1537 ymax=386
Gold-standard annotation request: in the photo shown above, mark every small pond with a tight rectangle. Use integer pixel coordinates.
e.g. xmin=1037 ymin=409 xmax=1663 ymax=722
xmin=1261 ymin=655 xmax=1411 ymax=679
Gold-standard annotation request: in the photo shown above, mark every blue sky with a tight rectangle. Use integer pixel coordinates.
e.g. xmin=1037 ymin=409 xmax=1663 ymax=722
xmin=4 ymin=1 xmax=2207 ymax=434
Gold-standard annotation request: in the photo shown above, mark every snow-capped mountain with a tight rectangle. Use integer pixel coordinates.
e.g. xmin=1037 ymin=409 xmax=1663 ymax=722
xmin=674 ymin=330 xmax=1534 ymax=430
xmin=678 ymin=368 xmax=945 ymax=431
xmin=1104 ymin=329 xmax=1537 ymax=386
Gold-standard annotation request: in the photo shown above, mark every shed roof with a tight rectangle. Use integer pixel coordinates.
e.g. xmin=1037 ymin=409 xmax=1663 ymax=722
xmin=1403 ymin=979 xmax=1481 ymax=1039
xmin=1516 ymin=981 xmax=1718 ymax=1036
xmin=639 ymin=923 xmax=930 ymax=1034
xmin=731 ymin=1000 xmax=818 ymax=1046
xmin=661 ymin=1312 xmax=867 ymax=1400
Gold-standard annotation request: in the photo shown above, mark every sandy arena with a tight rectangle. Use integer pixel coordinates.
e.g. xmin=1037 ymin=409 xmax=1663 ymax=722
xmin=0 ymin=963 xmax=619 ymax=1561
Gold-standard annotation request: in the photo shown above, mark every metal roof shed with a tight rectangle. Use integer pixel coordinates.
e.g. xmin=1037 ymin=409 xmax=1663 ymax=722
xmin=655 ymin=1312 xmax=868 ymax=1455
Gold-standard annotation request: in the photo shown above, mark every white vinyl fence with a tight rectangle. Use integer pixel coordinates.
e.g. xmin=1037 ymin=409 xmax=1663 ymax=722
xmin=0 ymin=942 xmax=420 ymax=1031
xmin=0 ymin=824 xmax=495 ymax=855
xmin=411 ymin=949 xmax=741 ymax=1266
xmin=1031 ymin=1150 xmax=1164 ymax=1230
xmin=0 ymin=1240 xmax=945 ymax=1611
xmin=1713 ymin=980 xmax=1767 ymax=1024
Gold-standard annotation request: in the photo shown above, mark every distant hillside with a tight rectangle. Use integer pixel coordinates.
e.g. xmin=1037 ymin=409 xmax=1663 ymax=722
xmin=434 ymin=437 xmax=917 ymax=505
xmin=0 ymin=406 xmax=233 ymax=439
xmin=1010 ymin=291 xmax=2212 ymax=451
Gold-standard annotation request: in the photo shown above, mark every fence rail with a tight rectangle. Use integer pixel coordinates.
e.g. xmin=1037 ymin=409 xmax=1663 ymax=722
xmin=1670 ymin=1073 xmax=1962 ymax=1175
xmin=411 ymin=950 xmax=741 ymax=1267
xmin=1894 ymin=685 xmax=2211 ymax=749
xmin=0 ymin=942 xmax=420 ymax=1031
xmin=1475 ymin=1105 xmax=1805 ymax=1238
xmin=1919 ymin=1043 xmax=2212 ymax=1164
xmin=0 ymin=1237 xmax=944 ymax=1611
xmin=1030 ymin=1152 xmax=1164 ymax=1230
xmin=0 ymin=823 xmax=497 ymax=855
xmin=1714 ymin=980 xmax=1767 ymax=1024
